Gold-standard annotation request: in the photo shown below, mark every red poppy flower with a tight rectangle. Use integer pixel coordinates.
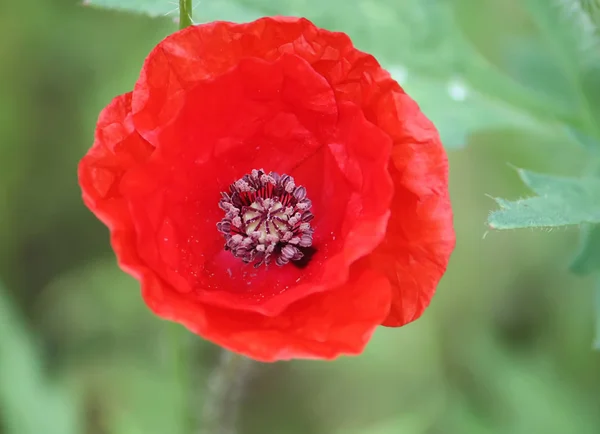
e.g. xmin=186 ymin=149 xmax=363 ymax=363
xmin=78 ymin=16 xmax=455 ymax=362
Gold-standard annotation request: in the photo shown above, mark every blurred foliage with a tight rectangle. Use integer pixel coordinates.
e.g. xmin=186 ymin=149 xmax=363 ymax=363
xmin=87 ymin=0 xmax=262 ymax=22
xmin=0 ymin=281 xmax=81 ymax=434
xmin=2 ymin=0 xmax=600 ymax=434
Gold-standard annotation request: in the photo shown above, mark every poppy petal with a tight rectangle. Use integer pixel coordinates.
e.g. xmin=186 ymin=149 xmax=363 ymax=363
xmin=122 ymin=54 xmax=392 ymax=315
xmin=78 ymin=93 xmax=154 ymax=275
xmin=141 ymin=259 xmax=392 ymax=361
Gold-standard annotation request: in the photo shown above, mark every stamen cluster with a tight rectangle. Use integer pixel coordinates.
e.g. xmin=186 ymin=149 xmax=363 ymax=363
xmin=217 ymin=170 xmax=314 ymax=267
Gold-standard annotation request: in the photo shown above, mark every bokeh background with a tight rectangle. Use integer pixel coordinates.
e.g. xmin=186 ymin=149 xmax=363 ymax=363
xmin=2 ymin=0 xmax=600 ymax=433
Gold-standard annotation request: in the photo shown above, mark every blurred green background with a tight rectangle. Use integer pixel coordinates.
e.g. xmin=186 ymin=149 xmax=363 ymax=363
xmin=2 ymin=0 xmax=600 ymax=433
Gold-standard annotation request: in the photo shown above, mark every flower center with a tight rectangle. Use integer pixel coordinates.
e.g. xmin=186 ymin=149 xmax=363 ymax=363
xmin=217 ymin=170 xmax=314 ymax=267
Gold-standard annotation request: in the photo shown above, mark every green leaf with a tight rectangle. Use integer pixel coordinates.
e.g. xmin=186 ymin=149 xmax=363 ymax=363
xmin=524 ymin=0 xmax=600 ymax=68
xmin=394 ymin=71 xmax=551 ymax=148
xmin=0 ymin=280 xmax=81 ymax=434
xmin=488 ymin=169 xmax=600 ymax=229
xmin=580 ymin=0 xmax=600 ymax=30
xmin=564 ymin=125 xmax=600 ymax=152
xmin=571 ymin=224 xmax=600 ymax=274
xmin=453 ymin=0 xmax=600 ymax=138
xmin=84 ymin=0 xmax=262 ymax=21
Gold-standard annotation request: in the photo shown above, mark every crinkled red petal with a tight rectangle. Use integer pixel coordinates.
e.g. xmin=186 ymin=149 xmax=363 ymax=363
xmin=123 ymin=53 xmax=393 ymax=315
xmin=78 ymin=93 xmax=154 ymax=275
xmin=360 ymin=88 xmax=455 ymax=327
xmin=80 ymin=16 xmax=454 ymax=360
xmin=131 ymin=19 xmax=454 ymax=325
xmin=141 ymin=258 xmax=391 ymax=362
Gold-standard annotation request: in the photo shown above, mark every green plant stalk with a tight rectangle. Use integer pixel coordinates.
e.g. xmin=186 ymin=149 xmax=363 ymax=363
xmin=179 ymin=0 xmax=193 ymax=29
xmin=201 ymin=351 xmax=254 ymax=434
xmin=168 ymin=324 xmax=194 ymax=434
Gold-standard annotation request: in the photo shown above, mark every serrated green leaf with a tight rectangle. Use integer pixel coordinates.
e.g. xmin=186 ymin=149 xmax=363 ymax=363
xmin=488 ymin=169 xmax=600 ymax=229
xmin=85 ymin=0 xmax=262 ymax=22
xmin=0 ymin=281 xmax=81 ymax=434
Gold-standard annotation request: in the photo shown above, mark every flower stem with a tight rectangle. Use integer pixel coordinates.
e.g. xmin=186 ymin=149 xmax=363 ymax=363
xmin=167 ymin=324 xmax=194 ymax=433
xmin=200 ymin=351 xmax=254 ymax=434
xmin=179 ymin=0 xmax=193 ymax=30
